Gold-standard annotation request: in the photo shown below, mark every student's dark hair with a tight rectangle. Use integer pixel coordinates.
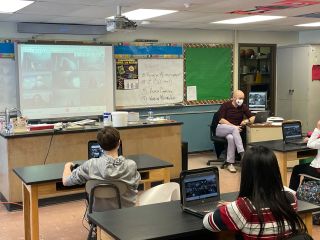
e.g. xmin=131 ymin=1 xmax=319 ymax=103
xmin=97 ymin=127 xmax=120 ymax=151
xmin=239 ymin=146 xmax=307 ymax=239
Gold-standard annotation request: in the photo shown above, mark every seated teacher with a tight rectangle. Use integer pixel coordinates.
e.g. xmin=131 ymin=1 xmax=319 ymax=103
xmin=203 ymin=146 xmax=308 ymax=239
xmin=216 ymin=90 xmax=255 ymax=173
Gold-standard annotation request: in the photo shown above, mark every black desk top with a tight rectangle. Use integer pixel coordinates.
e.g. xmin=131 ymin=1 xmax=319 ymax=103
xmin=248 ymin=140 xmax=312 ymax=152
xmin=13 ymin=154 xmax=173 ymax=185
xmin=0 ymin=121 xmax=183 ymax=139
xmin=88 ymin=192 xmax=320 ymax=240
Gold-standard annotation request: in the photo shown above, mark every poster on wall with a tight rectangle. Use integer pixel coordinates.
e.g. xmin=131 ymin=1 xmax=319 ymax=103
xmin=116 ymin=59 xmax=138 ymax=90
xmin=0 ymin=42 xmax=14 ymax=59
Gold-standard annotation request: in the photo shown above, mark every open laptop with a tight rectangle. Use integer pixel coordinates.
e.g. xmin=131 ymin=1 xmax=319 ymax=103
xmin=253 ymin=111 xmax=270 ymax=124
xmin=180 ymin=167 xmax=221 ymax=218
xmin=282 ymin=121 xmax=306 ymax=145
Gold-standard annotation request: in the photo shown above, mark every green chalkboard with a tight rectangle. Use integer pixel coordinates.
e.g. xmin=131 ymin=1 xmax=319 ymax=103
xmin=185 ymin=47 xmax=232 ymax=101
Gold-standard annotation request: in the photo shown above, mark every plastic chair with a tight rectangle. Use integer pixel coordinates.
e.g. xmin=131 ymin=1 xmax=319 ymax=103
xmin=85 ymin=180 xmax=128 ymax=240
xmin=138 ymin=182 xmax=180 ymax=206
xmin=299 ymin=173 xmax=320 ymax=184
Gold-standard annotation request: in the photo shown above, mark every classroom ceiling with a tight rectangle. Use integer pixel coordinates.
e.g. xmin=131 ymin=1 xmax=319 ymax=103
xmin=2 ymin=0 xmax=320 ymax=32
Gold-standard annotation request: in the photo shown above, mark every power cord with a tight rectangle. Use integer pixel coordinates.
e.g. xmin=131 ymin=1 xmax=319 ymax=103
xmin=43 ymin=131 xmax=54 ymax=165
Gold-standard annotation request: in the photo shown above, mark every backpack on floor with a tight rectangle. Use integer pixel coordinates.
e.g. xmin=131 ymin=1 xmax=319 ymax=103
xmin=296 ymin=180 xmax=320 ymax=225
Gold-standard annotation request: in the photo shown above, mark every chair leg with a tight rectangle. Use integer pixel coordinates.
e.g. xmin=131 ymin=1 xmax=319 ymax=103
xmin=220 ymin=161 xmax=228 ymax=169
xmin=87 ymin=224 xmax=95 ymax=240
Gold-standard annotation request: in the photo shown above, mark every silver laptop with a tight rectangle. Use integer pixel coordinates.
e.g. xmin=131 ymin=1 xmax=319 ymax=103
xmin=180 ymin=167 xmax=220 ymax=218
xmin=282 ymin=121 xmax=306 ymax=145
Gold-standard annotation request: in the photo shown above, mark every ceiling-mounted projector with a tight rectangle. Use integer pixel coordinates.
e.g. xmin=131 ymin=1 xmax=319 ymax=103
xmin=105 ymin=6 xmax=137 ymax=32
xmin=106 ymin=16 xmax=137 ymax=32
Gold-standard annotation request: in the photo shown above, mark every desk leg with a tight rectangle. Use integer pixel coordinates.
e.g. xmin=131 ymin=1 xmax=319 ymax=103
xmin=274 ymin=151 xmax=288 ymax=186
xmin=22 ymin=184 xmax=39 ymax=240
xmin=144 ymin=182 xmax=152 ymax=190
xmin=299 ymin=213 xmax=313 ymax=236
xmin=23 ymin=184 xmax=31 ymax=240
xmin=97 ymin=227 xmax=115 ymax=240
xmin=163 ymin=168 xmax=170 ymax=183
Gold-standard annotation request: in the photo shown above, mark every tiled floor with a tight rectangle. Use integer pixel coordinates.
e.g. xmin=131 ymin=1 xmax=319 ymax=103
xmin=0 ymin=152 xmax=319 ymax=240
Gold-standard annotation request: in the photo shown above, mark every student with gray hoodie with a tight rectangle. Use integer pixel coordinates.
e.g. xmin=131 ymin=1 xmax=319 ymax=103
xmin=62 ymin=126 xmax=141 ymax=207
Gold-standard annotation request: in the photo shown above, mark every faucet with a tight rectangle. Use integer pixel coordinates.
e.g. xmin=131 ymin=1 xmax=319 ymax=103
xmin=4 ymin=107 xmax=22 ymax=132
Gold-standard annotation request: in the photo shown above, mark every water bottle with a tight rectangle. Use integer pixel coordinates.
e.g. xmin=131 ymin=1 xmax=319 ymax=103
xmin=147 ymin=109 xmax=154 ymax=120
xmin=7 ymin=119 xmax=14 ymax=134
xmin=103 ymin=112 xmax=112 ymax=126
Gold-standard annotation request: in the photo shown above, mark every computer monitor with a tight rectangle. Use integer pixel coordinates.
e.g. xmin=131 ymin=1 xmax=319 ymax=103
xmin=248 ymin=91 xmax=267 ymax=112
xmin=88 ymin=140 xmax=123 ymax=159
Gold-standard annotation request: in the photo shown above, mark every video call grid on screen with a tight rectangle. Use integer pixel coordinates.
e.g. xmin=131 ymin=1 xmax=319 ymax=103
xmin=17 ymin=44 xmax=114 ymax=119
xmin=248 ymin=91 xmax=267 ymax=109
xmin=184 ymin=174 xmax=218 ymax=202
xmin=283 ymin=124 xmax=302 ymax=139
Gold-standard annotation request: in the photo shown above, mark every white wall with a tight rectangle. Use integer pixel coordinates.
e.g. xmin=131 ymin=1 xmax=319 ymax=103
xmin=0 ymin=22 xmax=299 ymax=45
xmin=0 ymin=22 xmax=302 ymax=107
xmin=299 ymin=30 xmax=320 ymax=44
xmin=100 ymin=28 xmax=299 ymax=45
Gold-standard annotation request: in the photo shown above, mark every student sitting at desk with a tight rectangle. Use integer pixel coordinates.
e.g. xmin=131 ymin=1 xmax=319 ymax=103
xmin=62 ymin=126 xmax=141 ymax=207
xmin=203 ymin=146 xmax=308 ymax=239
xmin=289 ymin=120 xmax=320 ymax=191
xmin=216 ymin=90 xmax=255 ymax=173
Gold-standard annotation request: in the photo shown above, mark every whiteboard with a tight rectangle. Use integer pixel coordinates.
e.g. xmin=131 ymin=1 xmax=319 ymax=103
xmin=116 ymin=59 xmax=184 ymax=108
xmin=0 ymin=58 xmax=17 ymax=111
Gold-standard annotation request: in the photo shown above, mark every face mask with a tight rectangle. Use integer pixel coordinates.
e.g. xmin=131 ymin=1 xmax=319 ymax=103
xmin=236 ymin=99 xmax=243 ymax=106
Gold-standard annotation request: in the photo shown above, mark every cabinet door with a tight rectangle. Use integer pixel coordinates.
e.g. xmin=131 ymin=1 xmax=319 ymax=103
xmin=277 ymin=47 xmax=293 ymax=100
xmin=276 ymin=47 xmax=292 ymax=117
xmin=292 ymin=46 xmax=310 ymax=101
xmin=247 ymin=126 xmax=282 ymax=143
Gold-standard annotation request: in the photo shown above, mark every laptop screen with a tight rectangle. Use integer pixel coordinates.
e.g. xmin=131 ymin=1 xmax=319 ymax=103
xmin=183 ymin=172 xmax=219 ymax=202
xmin=283 ymin=122 xmax=302 ymax=141
xmin=88 ymin=140 xmax=123 ymax=159
xmin=88 ymin=142 xmax=104 ymax=159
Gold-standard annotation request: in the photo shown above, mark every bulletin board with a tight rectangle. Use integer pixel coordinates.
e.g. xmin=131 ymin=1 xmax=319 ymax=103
xmin=184 ymin=44 xmax=233 ymax=104
xmin=114 ymin=43 xmax=184 ymax=109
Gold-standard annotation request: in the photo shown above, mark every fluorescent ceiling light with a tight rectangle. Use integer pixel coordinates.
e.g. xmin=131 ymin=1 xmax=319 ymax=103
xmin=0 ymin=0 xmax=34 ymax=13
xmin=108 ymin=9 xmax=177 ymax=21
xmin=295 ymin=22 xmax=320 ymax=27
xmin=211 ymin=15 xmax=285 ymax=24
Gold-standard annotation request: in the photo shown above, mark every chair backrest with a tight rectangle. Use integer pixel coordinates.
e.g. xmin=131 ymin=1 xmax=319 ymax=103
xmin=285 ymin=232 xmax=313 ymax=240
xmin=138 ymin=182 xmax=180 ymax=206
xmin=210 ymin=111 xmax=221 ymax=139
xmin=85 ymin=179 xmax=128 ymax=213
xmin=299 ymin=173 xmax=320 ymax=181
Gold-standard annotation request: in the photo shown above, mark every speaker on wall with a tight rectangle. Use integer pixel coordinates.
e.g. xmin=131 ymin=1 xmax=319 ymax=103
xmin=17 ymin=22 xmax=106 ymax=35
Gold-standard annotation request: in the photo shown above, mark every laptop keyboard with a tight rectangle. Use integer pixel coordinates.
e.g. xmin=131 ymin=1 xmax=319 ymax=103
xmin=193 ymin=202 xmax=219 ymax=212
xmin=287 ymin=138 xmax=306 ymax=145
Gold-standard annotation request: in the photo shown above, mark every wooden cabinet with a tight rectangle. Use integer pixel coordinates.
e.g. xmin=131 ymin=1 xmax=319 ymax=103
xmin=277 ymin=45 xmax=320 ymax=132
xmin=0 ymin=123 xmax=182 ymax=203
xmin=239 ymin=44 xmax=276 ymax=114
xmin=246 ymin=124 xmax=282 ymax=143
